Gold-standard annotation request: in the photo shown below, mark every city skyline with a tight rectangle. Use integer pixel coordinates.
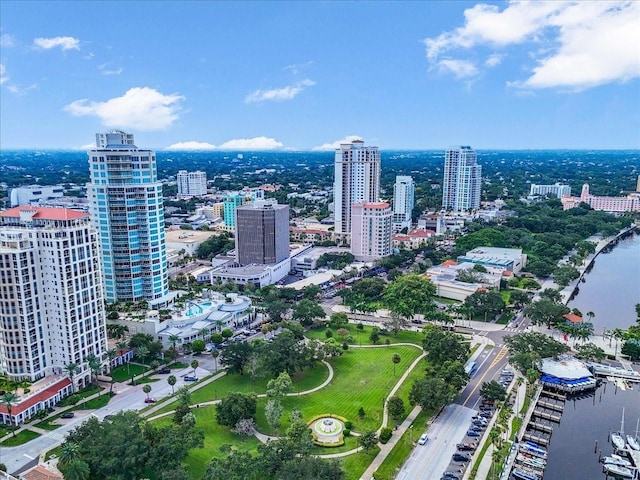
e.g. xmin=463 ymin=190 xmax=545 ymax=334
xmin=1 ymin=1 xmax=639 ymax=150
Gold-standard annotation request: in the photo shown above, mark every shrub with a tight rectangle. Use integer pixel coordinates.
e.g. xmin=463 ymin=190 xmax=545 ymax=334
xmin=344 ymin=420 xmax=353 ymax=430
xmin=358 ymin=407 xmax=365 ymax=418
xmin=379 ymin=427 xmax=393 ymax=444
xmin=342 ymin=342 xmax=349 ymax=351
xmin=343 ymin=429 xmax=351 ymax=437
xmin=325 ymin=328 xmax=333 ymax=338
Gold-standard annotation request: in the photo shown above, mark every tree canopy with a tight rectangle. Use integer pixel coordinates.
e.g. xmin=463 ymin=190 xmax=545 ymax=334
xmin=383 ymin=274 xmax=436 ymax=320
xmin=503 ymin=332 xmax=569 ymax=374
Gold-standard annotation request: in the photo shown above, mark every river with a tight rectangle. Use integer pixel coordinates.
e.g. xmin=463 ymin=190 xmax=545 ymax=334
xmin=568 ymin=231 xmax=640 ymax=332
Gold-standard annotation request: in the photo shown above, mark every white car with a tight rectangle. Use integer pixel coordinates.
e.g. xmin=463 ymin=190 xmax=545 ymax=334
xmin=418 ymin=433 xmax=428 ymax=445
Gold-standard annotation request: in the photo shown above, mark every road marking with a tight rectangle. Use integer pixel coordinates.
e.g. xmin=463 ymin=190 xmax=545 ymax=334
xmin=461 ymin=347 xmax=508 ymax=407
xmin=23 ymin=454 xmax=34 ymax=460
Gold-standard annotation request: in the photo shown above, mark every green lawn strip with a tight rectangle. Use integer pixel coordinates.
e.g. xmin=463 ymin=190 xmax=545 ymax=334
xmin=469 ymin=435 xmax=491 ymax=479
xmin=342 ymin=447 xmax=380 ymax=480
xmin=56 ymin=386 xmax=103 ymax=407
xmin=0 ymin=425 xmax=18 ymax=437
xmin=111 ymin=363 xmax=148 ymax=382
xmin=306 ymin=324 xmax=425 ymax=346
xmin=373 ymin=409 xmax=431 ymax=480
xmin=152 ymin=406 xmax=261 ymax=480
xmin=44 ymin=445 xmax=62 ymax=462
xmin=128 ymin=376 xmax=160 ymax=386
xmin=255 ymin=346 xmax=421 ymax=436
xmin=168 ymin=361 xmax=189 ymax=369
xmin=388 ymin=357 xmax=427 ymax=420
xmin=72 ymin=392 xmax=114 ymax=410
xmin=0 ymin=429 xmax=40 ymax=446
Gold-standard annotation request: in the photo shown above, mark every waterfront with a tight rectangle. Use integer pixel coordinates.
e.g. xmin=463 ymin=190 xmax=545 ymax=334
xmin=568 ymin=232 xmax=640 ymax=331
xmin=543 ymin=380 xmax=640 ymax=480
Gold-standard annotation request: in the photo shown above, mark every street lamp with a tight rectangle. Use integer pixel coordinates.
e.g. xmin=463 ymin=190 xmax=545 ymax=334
xmin=410 ymin=425 xmax=413 ymax=444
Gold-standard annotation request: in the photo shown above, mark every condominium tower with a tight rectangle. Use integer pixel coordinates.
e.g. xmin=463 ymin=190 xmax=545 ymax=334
xmin=442 ymin=146 xmax=482 ymax=211
xmin=0 ymin=206 xmax=107 ymax=386
xmin=350 ymin=202 xmax=393 ymax=261
xmin=529 ymin=183 xmax=571 ymax=199
xmin=393 ymin=175 xmax=415 ymax=231
xmin=87 ymin=131 xmax=169 ymax=305
xmin=235 ymin=202 xmax=289 ymax=266
xmin=177 ymin=170 xmax=207 ymax=198
xmin=333 ymin=140 xmax=381 ymax=237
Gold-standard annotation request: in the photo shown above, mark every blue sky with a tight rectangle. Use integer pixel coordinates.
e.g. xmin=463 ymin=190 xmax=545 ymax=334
xmin=1 ymin=1 xmax=639 ymax=150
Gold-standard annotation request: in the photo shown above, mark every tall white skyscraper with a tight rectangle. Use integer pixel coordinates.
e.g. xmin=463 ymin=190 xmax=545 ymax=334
xmin=442 ymin=146 xmax=482 ymax=211
xmin=0 ymin=206 xmax=107 ymax=387
xmin=87 ymin=131 xmax=169 ymax=305
xmin=393 ymin=175 xmax=415 ymax=231
xmin=350 ymin=202 xmax=393 ymax=261
xmin=333 ymin=140 xmax=381 ymax=237
xmin=177 ymin=170 xmax=207 ymax=198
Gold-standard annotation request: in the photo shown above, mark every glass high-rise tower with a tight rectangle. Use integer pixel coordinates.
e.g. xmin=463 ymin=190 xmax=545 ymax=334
xmin=442 ymin=146 xmax=482 ymax=211
xmin=87 ymin=131 xmax=169 ymax=305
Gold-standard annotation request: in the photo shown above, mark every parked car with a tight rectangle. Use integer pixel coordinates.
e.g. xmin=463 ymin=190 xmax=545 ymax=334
xmin=442 ymin=472 xmax=461 ymax=480
xmin=467 ymin=430 xmax=481 ymax=437
xmin=183 ymin=375 xmax=198 ymax=382
xmin=158 ymin=368 xmax=171 ymax=374
xmin=144 ymin=398 xmax=157 ymax=403
xmin=61 ymin=412 xmax=75 ymax=419
xmin=453 ymin=453 xmax=471 ymax=462
xmin=480 ymin=411 xmax=493 ymax=418
xmin=418 ymin=433 xmax=428 ymax=445
xmin=457 ymin=443 xmax=476 ymax=451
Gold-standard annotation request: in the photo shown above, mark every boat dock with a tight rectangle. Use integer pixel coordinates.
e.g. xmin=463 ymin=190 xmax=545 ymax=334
xmin=587 ymin=362 xmax=640 ymax=383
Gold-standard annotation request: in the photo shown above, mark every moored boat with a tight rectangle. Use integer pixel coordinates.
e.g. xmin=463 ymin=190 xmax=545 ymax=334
xmin=512 ymin=468 xmax=540 ymax=480
xmin=611 ymin=432 xmax=626 ymax=451
xmin=602 ymin=454 xmax=632 ymax=468
xmin=603 ymin=463 xmax=634 ymax=478
xmin=627 ymin=434 xmax=639 ymax=451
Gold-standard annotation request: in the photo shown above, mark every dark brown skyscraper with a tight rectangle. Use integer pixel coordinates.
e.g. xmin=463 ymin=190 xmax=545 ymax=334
xmin=235 ymin=202 xmax=289 ymax=266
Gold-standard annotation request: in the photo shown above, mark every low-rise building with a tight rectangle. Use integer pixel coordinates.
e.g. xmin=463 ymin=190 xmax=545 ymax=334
xmin=457 ymin=247 xmax=527 ymax=273
xmin=561 ymin=183 xmax=640 ymax=212
xmin=392 ymin=229 xmax=436 ymax=250
xmin=165 ymin=228 xmax=220 ymax=256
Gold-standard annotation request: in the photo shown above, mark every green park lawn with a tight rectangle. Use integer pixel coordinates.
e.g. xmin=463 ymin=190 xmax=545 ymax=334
xmin=111 ymin=363 xmax=148 ymax=382
xmin=255 ymin=345 xmax=422 ymax=435
xmin=154 ymin=406 xmax=262 ymax=480
xmin=342 ymin=447 xmax=380 ymax=480
xmin=0 ymin=428 xmax=40 ymax=446
xmin=306 ymin=323 xmax=426 ymax=347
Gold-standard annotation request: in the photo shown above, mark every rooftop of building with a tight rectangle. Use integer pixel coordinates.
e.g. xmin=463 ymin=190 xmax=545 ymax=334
xmin=22 ymin=465 xmax=63 ymax=480
xmin=354 ymin=202 xmax=390 ymax=209
xmin=563 ymin=313 xmax=584 ymax=323
xmin=540 ymin=356 xmax=592 ymax=380
xmin=165 ymin=229 xmax=220 ymax=243
xmin=464 ymin=246 xmax=523 ymax=257
xmin=0 ymin=206 xmax=88 ymax=221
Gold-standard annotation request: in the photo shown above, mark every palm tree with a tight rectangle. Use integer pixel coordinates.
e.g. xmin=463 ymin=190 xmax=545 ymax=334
xmin=136 ymin=345 xmax=150 ymax=366
xmin=64 ymin=363 xmax=80 ymax=393
xmin=211 ymin=350 xmax=220 ymax=372
xmin=116 ymin=341 xmax=128 ymax=357
xmin=198 ymin=328 xmax=210 ymax=341
xmin=143 ymin=384 xmax=152 ymax=401
xmin=167 ymin=375 xmax=177 ymax=394
xmin=586 ymin=311 xmax=595 ymax=323
xmin=60 ymin=460 xmax=90 ymax=480
xmin=392 ymin=353 xmax=401 ymax=377
xmin=58 ymin=441 xmax=81 ymax=466
xmin=190 ymin=359 xmax=199 ymax=376
xmin=86 ymin=354 xmax=102 ymax=389
xmin=1 ymin=392 xmax=19 ymax=436
xmin=168 ymin=334 xmax=181 ymax=359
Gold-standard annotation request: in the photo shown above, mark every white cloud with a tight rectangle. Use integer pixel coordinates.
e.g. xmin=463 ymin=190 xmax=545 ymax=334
xmin=245 ymin=79 xmax=315 ymax=103
xmin=75 ymin=143 xmax=97 ymax=150
xmin=98 ymin=64 xmax=124 ymax=75
xmin=283 ymin=61 xmax=314 ymax=75
xmin=437 ymin=59 xmax=479 ymax=79
xmin=0 ymin=64 xmax=8 ymax=85
xmin=164 ymin=141 xmax=217 ymax=151
xmin=33 ymin=36 xmax=80 ymax=50
xmin=423 ymin=1 xmax=640 ymax=90
xmin=485 ymin=54 xmax=503 ymax=68
xmin=218 ymin=137 xmax=284 ymax=150
xmin=312 ymin=135 xmax=363 ymax=151
xmin=1 ymin=34 xmax=15 ymax=48
xmin=6 ymin=83 xmax=38 ymax=95
xmin=64 ymin=87 xmax=184 ymax=131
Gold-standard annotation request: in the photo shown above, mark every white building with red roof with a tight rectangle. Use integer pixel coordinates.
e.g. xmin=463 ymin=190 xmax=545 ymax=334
xmin=0 ymin=206 xmax=108 ymax=424
xmin=392 ymin=228 xmax=436 ymax=250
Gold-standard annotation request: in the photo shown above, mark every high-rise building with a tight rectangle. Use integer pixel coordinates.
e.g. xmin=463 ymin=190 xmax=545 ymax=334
xmin=223 ymin=194 xmax=247 ymax=228
xmin=333 ymin=140 xmax=381 ymax=237
xmin=235 ymin=202 xmax=289 ymax=266
xmin=87 ymin=130 xmax=169 ymax=305
xmin=442 ymin=146 xmax=482 ymax=211
xmin=177 ymin=170 xmax=207 ymax=198
xmin=393 ymin=175 xmax=415 ymax=231
xmin=0 ymin=206 xmax=107 ymax=387
xmin=350 ymin=202 xmax=393 ymax=261
xmin=529 ymin=183 xmax=571 ymax=198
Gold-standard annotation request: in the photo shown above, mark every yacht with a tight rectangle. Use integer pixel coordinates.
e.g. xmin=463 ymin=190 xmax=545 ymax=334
xmin=511 ymin=468 xmax=540 ymax=480
xmin=602 ymin=454 xmax=632 ymax=468
xmin=626 ymin=434 xmax=639 ymax=451
xmin=603 ymin=464 xmax=634 ymax=478
xmin=611 ymin=432 xmax=626 ymax=451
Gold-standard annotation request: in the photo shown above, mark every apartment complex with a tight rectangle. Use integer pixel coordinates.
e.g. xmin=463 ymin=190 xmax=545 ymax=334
xmin=87 ymin=130 xmax=169 ymax=305
xmin=10 ymin=185 xmax=65 ymax=207
xmin=393 ymin=175 xmax=415 ymax=231
xmin=333 ymin=140 xmax=381 ymax=237
xmin=236 ymin=202 xmax=289 ymax=266
xmin=176 ymin=170 xmax=207 ymax=197
xmin=442 ymin=146 xmax=482 ymax=211
xmin=350 ymin=202 xmax=393 ymax=261
xmin=0 ymin=207 xmax=107 ymax=387
xmin=529 ymin=183 xmax=571 ymax=198
xmin=561 ymin=184 xmax=640 ymax=212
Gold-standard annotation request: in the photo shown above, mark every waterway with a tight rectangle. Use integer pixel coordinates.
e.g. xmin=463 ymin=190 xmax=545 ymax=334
xmin=568 ymin=231 xmax=640 ymax=332
xmin=543 ymin=381 xmax=640 ymax=480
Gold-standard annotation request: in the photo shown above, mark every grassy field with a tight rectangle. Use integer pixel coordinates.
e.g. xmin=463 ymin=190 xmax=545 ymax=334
xmin=306 ymin=323 xmax=426 ymax=347
xmin=342 ymin=447 xmax=380 ymax=480
xmin=111 ymin=363 xmax=148 ymax=382
xmin=73 ymin=392 xmax=114 ymax=410
xmin=254 ymin=345 xmax=422 ymax=435
xmin=0 ymin=428 xmax=40 ymax=446
xmin=56 ymin=385 xmax=103 ymax=407
xmin=153 ymin=406 xmax=262 ymax=480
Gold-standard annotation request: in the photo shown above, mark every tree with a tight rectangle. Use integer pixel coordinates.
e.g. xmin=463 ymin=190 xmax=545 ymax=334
xmin=136 ymin=345 xmax=150 ymax=365
xmin=409 ymin=377 xmax=454 ymax=411
xmin=173 ymin=387 xmax=192 ymax=424
xmin=216 ymin=392 xmax=257 ymax=427
xmin=264 ymin=298 xmax=289 ymax=323
xmin=575 ymin=342 xmax=606 ymax=362
xmin=265 ymin=399 xmax=284 ymax=434
xmin=422 ymin=324 xmax=469 ymax=364
xmin=58 ymin=441 xmax=81 ymax=466
xmin=143 ymin=384 xmax=152 ymax=401
xmin=292 ymin=299 xmax=325 ymax=326
xmin=210 ymin=333 xmax=223 ymax=346
xmin=464 ymin=290 xmax=505 ymax=321
xmin=86 ymin=354 xmax=102 ymax=389
xmin=621 ymin=339 xmax=640 ymax=361
xmin=392 ymin=353 xmax=401 ymax=377
xmin=369 ymin=330 xmax=380 ymax=345
xmin=211 ymin=349 xmax=220 ymax=371
xmin=221 ymin=328 xmax=233 ymax=340
xmin=190 ymin=359 xmax=199 ymax=376
xmin=383 ymin=274 xmax=437 ymax=321
xmin=232 ymin=418 xmax=256 ymax=436
xmin=129 ymin=333 xmax=154 ymax=349
xmin=509 ymin=290 xmax=531 ymax=309
xmin=552 ymin=265 xmax=580 ymax=287
xmin=265 ymin=329 xmax=315 ymax=376
xmin=503 ymin=332 xmax=569 ymax=374
xmin=388 ymin=396 xmax=405 ymax=421
xmin=328 ymin=312 xmax=348 ymax=329
xmin=64 ymin=362 xmax=81 ymax=393
xmin=167 ymin=375 xmax=177 ymax=394
xmin=540 ymin=288 xmax=563 ymax=302
xmin=220 ymin=341 xmax=253 ymax=375
xmin=191 ymin=339 xmax=206 ymax=355
xmin=1 ymin=392 xmax=19 ymax=436
xmin=266 ymin=372 xmax=293 ymax=400
xmin=480 ymin=381 xmax=507 ymax=403
xmin=358 ymin=430 xmax=378 ymax=452
xmin=168 ymin=334 xmax=182 ymax=358
xmin=524 ymin=298 xmax=570 ymax=327
xmin=59 ymin=460 xmax=90 ymax=480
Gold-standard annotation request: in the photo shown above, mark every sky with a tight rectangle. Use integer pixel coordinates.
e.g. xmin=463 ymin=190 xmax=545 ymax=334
xmin=1 ymin=1 xmax=639 ymax=150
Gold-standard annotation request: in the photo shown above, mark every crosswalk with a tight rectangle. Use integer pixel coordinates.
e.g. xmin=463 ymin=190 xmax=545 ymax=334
xmin=503 ymin=327 xmax=519 ymax=333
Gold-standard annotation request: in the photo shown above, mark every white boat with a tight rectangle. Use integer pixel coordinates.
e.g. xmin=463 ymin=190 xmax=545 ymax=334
xmin=611 ymin=432 xmax=626 ymax=451
xmin=603 ymin=454 xmax=632 ymax=467
xmin=512 ymin=468 xmax=539 ymax=480
xmin=626 ymin=435 xmax=639 ymax=451
xmin=603 ymin=463 xmax=634 ymax=478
